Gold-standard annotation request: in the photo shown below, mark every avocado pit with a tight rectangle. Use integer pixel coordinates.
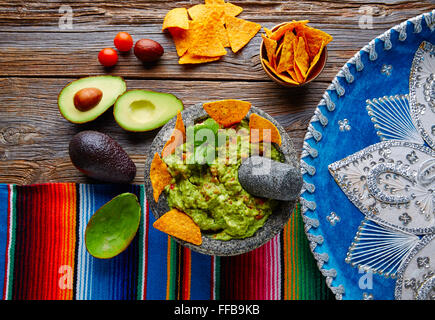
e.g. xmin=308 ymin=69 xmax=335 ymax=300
xmin=73 ymin=87 xmax=103 ymax=112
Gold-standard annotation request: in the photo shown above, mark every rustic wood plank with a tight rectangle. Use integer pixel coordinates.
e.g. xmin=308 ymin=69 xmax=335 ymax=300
xmin=0 ymin=26 xmax=403 ymax=81
xmin=0 ymin=77 xmax=323 ymax=184
xmin=0 ymin=1 xmax=433 ymax=80
xmin=0 ymin=156 xmax=147 ymax=185
xmin=0 ymin=1 xmax=432 ymax=27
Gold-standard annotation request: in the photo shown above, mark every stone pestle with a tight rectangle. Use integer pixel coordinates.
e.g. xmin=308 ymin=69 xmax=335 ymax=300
xmin=238 ymin=156 xmax=303 ymax=201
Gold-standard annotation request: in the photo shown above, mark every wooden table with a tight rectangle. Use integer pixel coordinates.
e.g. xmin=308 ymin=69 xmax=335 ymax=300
xmin=0 ymin=0 xmax=433 ymax=185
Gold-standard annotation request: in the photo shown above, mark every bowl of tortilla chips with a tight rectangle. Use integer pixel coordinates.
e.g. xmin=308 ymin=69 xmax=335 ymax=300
xmin=144 ymin=100 xmax=300 ymax=256
xmin=260 ymin=21 xmax=332 ymax=87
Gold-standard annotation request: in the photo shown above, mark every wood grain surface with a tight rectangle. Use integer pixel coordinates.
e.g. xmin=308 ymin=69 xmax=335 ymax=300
xmin=0 ymin=0 xmax=434 ymax=184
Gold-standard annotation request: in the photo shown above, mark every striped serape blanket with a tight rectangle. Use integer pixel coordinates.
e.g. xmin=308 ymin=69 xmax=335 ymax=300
xmin=0 ymin=183 xmax=332 ymax=300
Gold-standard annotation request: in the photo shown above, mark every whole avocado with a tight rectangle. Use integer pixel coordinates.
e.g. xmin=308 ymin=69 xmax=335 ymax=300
xmin=69 ymin=130 xmax=136 ymax=183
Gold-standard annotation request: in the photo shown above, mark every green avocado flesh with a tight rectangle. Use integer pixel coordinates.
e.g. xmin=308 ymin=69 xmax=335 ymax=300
xmin=114 ymin=90 xmax=184 ymax=132
xmin=58 ymin=76 xmax=126 ymax=123
xmin=163 ymin=119 xmax=284 ymax=241
xmin=85 ymin=193 xmax=141 ymax=259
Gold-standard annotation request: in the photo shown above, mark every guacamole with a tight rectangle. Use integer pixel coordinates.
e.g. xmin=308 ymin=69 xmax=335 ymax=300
xmin=163 ymin=119 xmax=283 ymax=241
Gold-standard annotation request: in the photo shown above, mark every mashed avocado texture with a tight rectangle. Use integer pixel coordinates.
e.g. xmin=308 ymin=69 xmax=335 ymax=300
xmin=163 ymin=118 xmax=283 ymax=241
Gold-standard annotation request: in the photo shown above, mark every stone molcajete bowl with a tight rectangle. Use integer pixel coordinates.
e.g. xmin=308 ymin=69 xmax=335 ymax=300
xmin=144 ymin=103 xmax=301 ymax=256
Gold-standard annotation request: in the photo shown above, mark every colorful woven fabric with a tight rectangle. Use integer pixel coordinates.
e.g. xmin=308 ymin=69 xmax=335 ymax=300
xmin=0 ymin=183 xmax=332 ymax=300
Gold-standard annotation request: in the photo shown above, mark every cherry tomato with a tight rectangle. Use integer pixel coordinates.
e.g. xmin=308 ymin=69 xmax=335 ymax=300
xmin=114 ymin=32 xmax=133 ymax=52
xmin=98 ymin=48 xmax=118 ymax=67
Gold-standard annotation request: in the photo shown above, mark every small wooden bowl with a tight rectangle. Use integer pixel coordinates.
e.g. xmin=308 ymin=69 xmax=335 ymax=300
xmin=260 ymin=23 xmax=328 ymax=88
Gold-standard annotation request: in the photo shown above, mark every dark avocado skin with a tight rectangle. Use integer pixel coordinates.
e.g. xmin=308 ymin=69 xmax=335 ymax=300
xmin=69 ymin=130 xmax=136 ymax=183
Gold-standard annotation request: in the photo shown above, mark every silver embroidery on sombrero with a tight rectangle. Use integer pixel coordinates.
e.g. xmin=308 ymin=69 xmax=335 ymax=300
xmin=300 ymin=12 xmax=435 ymax=300
xmin=329 ymin=42 xmax=435 ymax=291
xmin=395 ymin=234 xmax=435 ymax=300
xmin=409 ymin=41 xmax=435 ymax=149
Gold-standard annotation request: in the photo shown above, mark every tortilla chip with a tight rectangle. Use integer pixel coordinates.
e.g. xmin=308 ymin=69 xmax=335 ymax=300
xmin=270 ymin=53 xmax=277 ymax=69
xmin=162 ymin=111 xmax=186 ymax=158
xmin=188 ymin=2 xmax=242 ymax=20
xmin=187 ymin=4 xmax=223 ymax=22
xmin=294 ymin=23 xmax=310 ymax=57
xmin=169 ymin=27 xmax=191 ymax=57
xmin=163 ymin=2 xmax=254 ymax=64
xmin=150 ymin=152 xmax=173 ymax=202
xmin=263 ymin=59 xmax=299 ymax=85
xmin=276 ymin=30 xmax=296 ymax=74
xmin=270 ymin=20 xmax=309 ymax=41
xmin=203 ymin=99 xmax=251 ymax=127
xmin=262 ymin=58 xmax=275 ymax=73
xmin=179 ymin=52 xmax=221 ymax=64
xmin=162 ymin=8 xmax=189 ymax=31
xmin=216 ymin=21 xmax=231 ymax=47
xmin=225 ymin=15 xmax=261 ymax=53
xmin=262 ymin=34 xmax=277 ymax=63
xmin=263 ymin=27 xmax=273 ymax=38
xmin=269 ymin=34 xmax=283 ymax=69
xmin=303 ymin=25 xmax=333 ymax=59
xmin=306 ymin=40 xmax=325 ymax=78
xmin=186 ymin=5 xmax=229 ymax=47
xmin=287 ymin=69 xmax=299 ymax=83
xmin=293 ymin=61 xmax=304 ymax=83
xmin=187 ymin=4 xmax=208 ymax=20
xmin=188 ymin=12 xmax=227 ymax=57
xmin=224 ymin=2 xmax=243 ymax=17
xmin=153 ymin=209 xmax=202 ymax=246
xmin=275 ymin=40 xmax=284 ymax=60
xmin=249 ymin=113 xmax=282 ymax=146
xmin=270 ymin=22 xmax=293 ymax=41
xmin=294 ymin=36 xmax=310 ymax=78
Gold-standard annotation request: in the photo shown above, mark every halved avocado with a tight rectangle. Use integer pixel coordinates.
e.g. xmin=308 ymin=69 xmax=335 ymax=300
xmin=113 ymin=90 xmax=184 ymax=132
xmin=85 ymin=193 xmax=141 ymax=259
xmin=58 ymin=75 xmax=127 ymax=123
